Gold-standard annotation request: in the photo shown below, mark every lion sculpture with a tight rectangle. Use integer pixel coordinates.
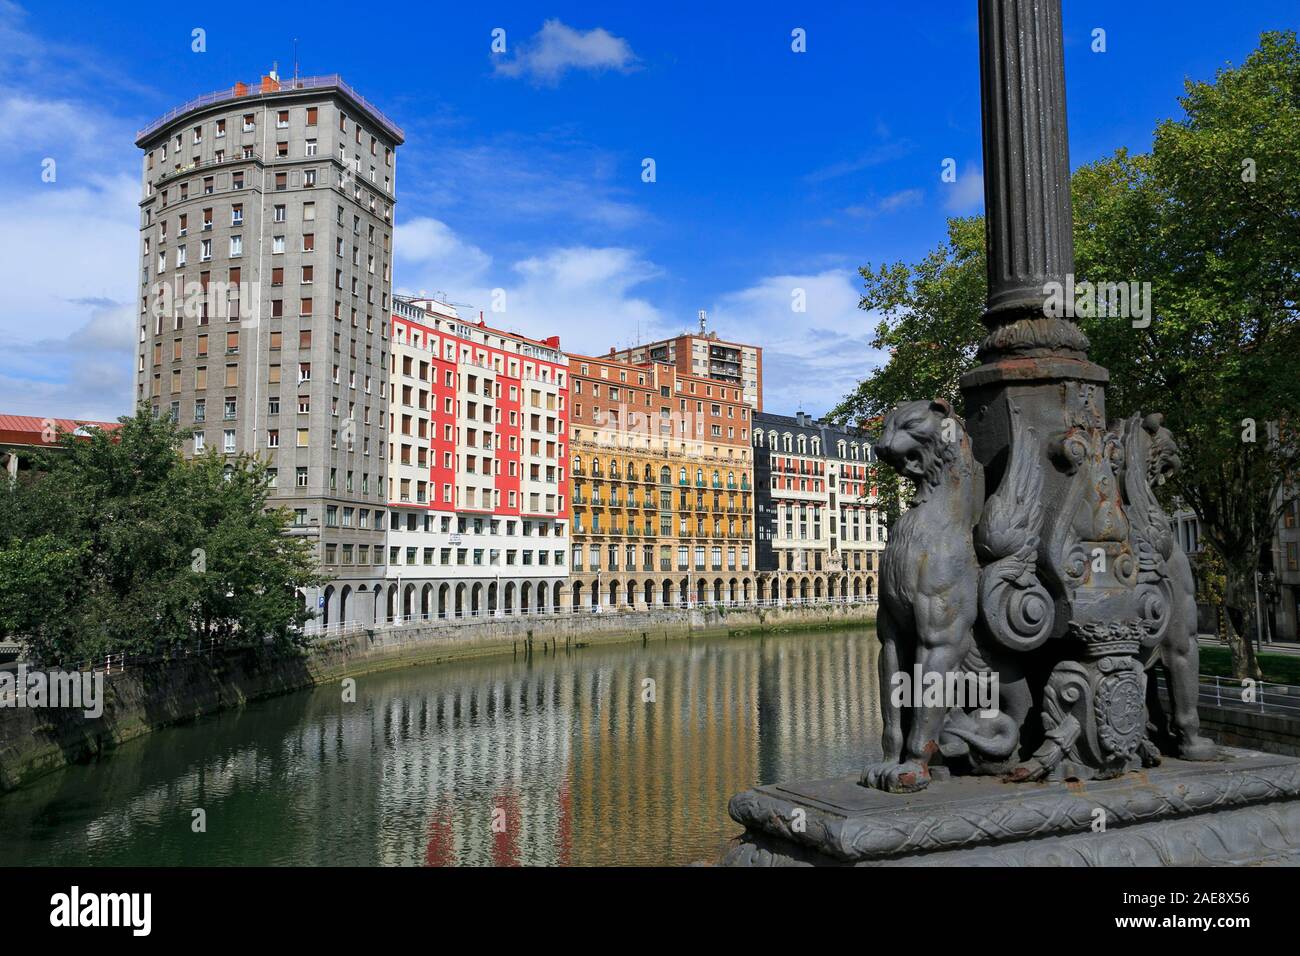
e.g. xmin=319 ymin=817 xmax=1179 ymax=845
xmin=862 ymin=399 xmax=1031 ymax=793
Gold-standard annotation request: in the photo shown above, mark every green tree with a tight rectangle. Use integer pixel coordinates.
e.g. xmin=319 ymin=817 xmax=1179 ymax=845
xmin=832 ymin=32 xmax=1300 ymax=679
xmin=0 ymin=405 xmax=323 ymax=665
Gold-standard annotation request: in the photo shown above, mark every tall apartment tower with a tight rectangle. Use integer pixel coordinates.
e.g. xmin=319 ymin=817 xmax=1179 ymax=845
xmin=607 ymin=316 xmax=764 ymax=411
xmin=383 ymin=296 xmax=570 ymax=623
xmin=134 ymin=73 xmax=403 ymax=625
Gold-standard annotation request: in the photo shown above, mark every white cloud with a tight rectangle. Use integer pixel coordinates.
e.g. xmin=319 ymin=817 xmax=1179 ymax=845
xmin=944 ymin=163 xmax=984 ymax=213
xmin=803 ymin=140 xmax=916 ymax=184
xmin=0 ymin=167 xmax=139 ymax=420
xmin=394 ymin=217 xmax=493 ymax=294
xmin=0 ymin=5 xmax=147 ymax=422
xmin=708 ymin=269 xmax=888 ymax=417
xmin=0 ymin=297 xmax=136 ymax=422
xmin=490 ymin=247 xmax=664 ymax=353
xmin=392 ymin=227 xmax=886 ymax=418
xmin=0 ymin=95 xmax=97 ymax=153
xmin=842 ymin=188 xmax=925 ymax=222
xmin=392 ymin=215 xmax=664 ymax=354
xmin=493 ymin=20 xmax=639 ymax=85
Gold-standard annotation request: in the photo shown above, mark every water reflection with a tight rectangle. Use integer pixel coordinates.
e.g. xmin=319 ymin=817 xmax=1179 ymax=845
xmin=0 ymin=627 xmax=879 ymax=866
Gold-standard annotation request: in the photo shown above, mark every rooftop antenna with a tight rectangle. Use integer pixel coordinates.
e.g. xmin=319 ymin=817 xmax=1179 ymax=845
xmin=293 ymin=38 xmax=300 ymax=85
xmin=698 ymin=309 xmax=707 ymax=334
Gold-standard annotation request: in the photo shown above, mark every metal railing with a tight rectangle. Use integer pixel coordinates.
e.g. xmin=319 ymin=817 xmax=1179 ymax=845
xmin=1154 ymin=671 xmax=1300 ymax=719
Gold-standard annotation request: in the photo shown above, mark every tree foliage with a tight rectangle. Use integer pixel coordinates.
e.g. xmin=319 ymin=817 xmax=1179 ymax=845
xmin=0 ymin=405 xmax=324 ymax=665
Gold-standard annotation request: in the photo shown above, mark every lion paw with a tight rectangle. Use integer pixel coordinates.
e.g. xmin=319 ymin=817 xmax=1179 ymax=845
xmin=1176 ymin=735 xmax=1221 ymax=761
xmin=860 ymin=760 xmax=931 ymax=793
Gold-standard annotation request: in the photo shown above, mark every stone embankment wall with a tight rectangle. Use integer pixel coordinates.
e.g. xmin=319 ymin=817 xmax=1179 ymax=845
xmin=0 ymin=603 xmax=876 ymax=792
xmin=1199 ymin=705 xmax=1300 ymax=758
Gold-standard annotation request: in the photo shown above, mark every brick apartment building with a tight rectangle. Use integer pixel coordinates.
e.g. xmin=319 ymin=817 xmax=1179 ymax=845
xmin=567 ymin=352 xmax=754 ymax=609
xmin=606 ymin=314 xmax=763 ymax=411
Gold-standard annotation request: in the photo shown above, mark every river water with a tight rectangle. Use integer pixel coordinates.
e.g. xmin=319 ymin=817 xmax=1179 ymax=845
xmin=0 ymin=627 xmax=880 ymax=866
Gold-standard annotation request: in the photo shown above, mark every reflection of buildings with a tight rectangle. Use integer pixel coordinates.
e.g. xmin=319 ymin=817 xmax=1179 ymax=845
xmin=565 ymin=633 xmax=881 ymax=865
xmin=0 ymin=633 xmax=883 ymax=866
xmin=372 ymin=670 xmax=577 ymax=866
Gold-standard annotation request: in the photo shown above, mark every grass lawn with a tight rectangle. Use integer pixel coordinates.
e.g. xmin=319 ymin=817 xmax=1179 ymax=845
xmin=1197 ymin=644 xmax=1300 ymax=685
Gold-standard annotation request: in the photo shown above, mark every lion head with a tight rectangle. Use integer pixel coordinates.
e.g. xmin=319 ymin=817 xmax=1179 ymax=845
xmin=875 ymin=399 xmax=966 ymax=491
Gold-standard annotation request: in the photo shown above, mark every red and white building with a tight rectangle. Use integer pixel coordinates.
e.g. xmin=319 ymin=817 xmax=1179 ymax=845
xmin=383 ymin=296 xmax=569 ymax=622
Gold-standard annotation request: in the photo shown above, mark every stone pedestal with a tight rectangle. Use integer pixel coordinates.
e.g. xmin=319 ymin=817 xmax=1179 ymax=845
xmin=720 ymin=749 xmax=1300 ymax=866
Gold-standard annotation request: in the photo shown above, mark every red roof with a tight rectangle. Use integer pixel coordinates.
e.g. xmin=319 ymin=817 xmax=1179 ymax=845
xmin=0 ymin=414 xmax=120 ymax=448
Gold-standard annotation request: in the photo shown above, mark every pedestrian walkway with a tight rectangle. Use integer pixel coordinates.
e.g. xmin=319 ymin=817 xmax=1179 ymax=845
xmin=1198 ymin=635 xmax=1300 ymax=657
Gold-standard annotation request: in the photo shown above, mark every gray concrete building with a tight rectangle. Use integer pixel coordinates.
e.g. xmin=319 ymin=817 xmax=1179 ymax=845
xmin=134 ymin=72 xmax=402 ymax=626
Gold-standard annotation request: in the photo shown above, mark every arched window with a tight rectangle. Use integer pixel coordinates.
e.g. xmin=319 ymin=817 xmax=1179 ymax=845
xmin=755 ymin=431 xmax=765 ymax=447
xmin=574 ymin=454 xmax=583 ymax=473
xmin=797 ymin=435 xmax=806 ymax=454
xmin=711 ymin=470 xmax=720 ymax=487
xmin=679 ymin=467 xmax=687 ymax=484
xmin=592 ymin=456 xmax=602 ymax=476
xmin=782 ymin=433 xmax=792 ymax=452
xmin=660 ymin=466 xmax=671 ymax=484
xmin=696 ymin=467 xmax=704 ymax=485
xmin=838 ymin=440 xmax=846 ymax=458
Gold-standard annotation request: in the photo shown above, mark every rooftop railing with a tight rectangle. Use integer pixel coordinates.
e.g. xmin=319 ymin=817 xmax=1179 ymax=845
xmin=136 ymin=74 xmax=404 ymax=144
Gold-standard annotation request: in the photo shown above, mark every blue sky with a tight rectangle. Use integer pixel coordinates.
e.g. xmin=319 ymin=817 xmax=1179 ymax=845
xmin=0 ymin=0 xmax=1294 ymax=421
